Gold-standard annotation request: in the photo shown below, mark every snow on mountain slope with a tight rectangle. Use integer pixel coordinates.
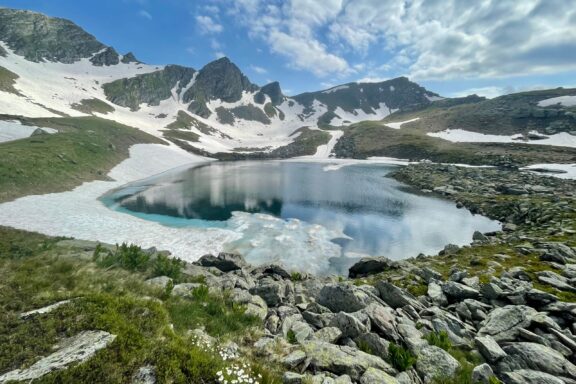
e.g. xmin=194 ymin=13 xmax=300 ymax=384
xmin=428 ymin=128 xmax=576 ymax=148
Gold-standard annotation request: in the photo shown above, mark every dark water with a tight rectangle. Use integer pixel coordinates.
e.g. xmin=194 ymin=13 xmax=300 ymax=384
xmin=101 ymin=161 xmax=499 ymax=274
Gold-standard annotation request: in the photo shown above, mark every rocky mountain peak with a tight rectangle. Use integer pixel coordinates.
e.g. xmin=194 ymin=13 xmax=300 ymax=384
xmin=121 ymin=52 xmax=140 ymax=64
xmin=254 ymin=81 xmax=284 ymax=105
xmin=0 ymin=7 xmax=106 ymax=63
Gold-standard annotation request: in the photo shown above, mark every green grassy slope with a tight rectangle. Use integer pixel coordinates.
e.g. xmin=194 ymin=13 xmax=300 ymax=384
xmin=0 ymin=115 xmax=164 ymax=203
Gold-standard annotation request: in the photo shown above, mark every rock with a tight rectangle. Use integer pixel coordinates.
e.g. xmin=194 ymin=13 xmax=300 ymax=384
xmin=195 ymin=252 xmax=248 ymax=272
xmin=418 ymin=267 xmax=442 ymax=283
xmin=144 ymin=276 xmax=173 ymax=290
xmin=330 ymin=311 xmax=371 ymax=339
xmin=283 ymin=371 xmax=305 ymax=383
xmin=0 ymin=331 xmax=116 ymax=383
xmin=474 ymin=335 xmax=507 ymax=363
xmin=525 ymin=289 xmax=558 ymax=306
xmin=253 ymin=264 xmax=292 ymax=279
xmin=397 ymin=323 xmax=427 ymax=353
xmin=20 ymin=299 xmax=74 ymax=319
xmin=334 ymin=375 xmax=353 ymax=384
xmin=348 ymin=257 xmax=398 ymax=278
xmin=250 ymin=277 xmax=293 ymax=307
xmin=473 ymin=231 xmax=489 ymax=241
xmin=471 ymin=363 xmax=494 ymax=384
xmin=317 ymin=284 xmax=378 ymax=313
xmin=131 ymin=365 xmax=156 ymax=384
xmin=171 ymin=283 xmax=203 ymax=297
xmin=282 ymin=350 xmax=307 ymax=368
xmin=355 ymin=333 xmax=390 ymax=360
xmin=360 ymin=367 xmax=399 ymax=384
xmin=188 ymin=328 xmax=216 ymax=348
xmin=500 ymin=342 xmax=576 ymax=379
xmin=477 ymin=305 xmax=537 ymax=341
xmin=442 ymin=281 xmax=480 ymax=300
xmin=314 ymin=327 xmax=343 ymax=344
xmin=375 ymin=281 xmax=424 ymax=310
xmin=415 ymin=345 xmax=460 ymax=383
xmin=362 ymin=303 xmax=400 ymax=342
xmin=449 ymin=269 xmax=468 ymax=282
xmin=427 ymin=281 xmax=448 ymax=306
xmin=537 ymin=271 xmax=576 ymax=293
xmin=302 ymin=340 xmax=396 ymax=381
xmin=501 ymin=369 xmax=565 ymax=384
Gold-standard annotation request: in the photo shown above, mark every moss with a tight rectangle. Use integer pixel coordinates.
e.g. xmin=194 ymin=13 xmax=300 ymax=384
xmin=71 ymin=98 xmax=115 ymax=114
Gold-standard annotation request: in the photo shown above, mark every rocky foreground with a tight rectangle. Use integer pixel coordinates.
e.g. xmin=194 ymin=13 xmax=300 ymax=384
xmin=1 ymin=164 xmax=576 ymax=384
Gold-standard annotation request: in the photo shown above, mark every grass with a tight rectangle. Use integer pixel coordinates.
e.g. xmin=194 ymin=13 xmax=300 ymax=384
xmin=160 ymin=129 xmax=200 ymax=143
xmin=0 ymin=115 xmax=163 ymax=203
xmin=0 ymin=65 xmax=21 ymax=95
xmin=387 ymin=342 xmax=416 ymax=371
xmin=70 ymin=98 xmax=115 ymax=115
xmin=0 ymin=226 xmax=280 ymax=383
xmin=424 ymin=331 xmax=452 ymax=351
xmin=286 ymin=329 xmax=297 ymax=344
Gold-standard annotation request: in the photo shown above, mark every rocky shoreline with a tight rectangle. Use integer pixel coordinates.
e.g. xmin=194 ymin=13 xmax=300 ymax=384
xmin=2 ymin=164 xmax=575 ymax=384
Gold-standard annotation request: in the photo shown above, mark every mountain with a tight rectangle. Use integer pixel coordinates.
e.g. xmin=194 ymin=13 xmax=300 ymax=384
xmin=0 ymin=7 xmax=575 ymax=164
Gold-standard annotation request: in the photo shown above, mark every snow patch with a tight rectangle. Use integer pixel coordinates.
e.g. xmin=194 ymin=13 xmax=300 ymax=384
xmin=322 ymin=85 xmax=350 ymax=94
xmin=299 ymin=130 xmax=344 ymax=159
xmin=521 ymin=163 xmax=576 ymax=180
xmin=384 ymin=117 xmax=420 ymax=129
xmin=0 ymin=120 xmax=56 ymax=143
xmin=428 ymin=129 xmax=576 ymax=148
xmin=537 ymin=95 xmax=576 ymax=107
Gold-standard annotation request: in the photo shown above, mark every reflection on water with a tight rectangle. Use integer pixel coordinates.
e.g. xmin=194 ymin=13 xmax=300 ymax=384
xmin=101 ymin=161 xmax=500 ymax=273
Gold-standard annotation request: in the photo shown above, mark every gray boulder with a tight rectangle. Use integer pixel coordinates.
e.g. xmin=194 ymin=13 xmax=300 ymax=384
xmin=474 ymin=335 xmax=507 ymax=363
xmin=355 ymin=333 xmax=390 ymax=360
xmin=375 ymin=281 xmax=424 ymax=310
xmin=314 ymin=327 xmax=343 ymax=344
xmin=501 ymin=369 xmax=566 ymax=384
xmin=477 ymin=305 xmax=537 ymax=341
xmin=499 ymin=342 xmax=576 ymax=379
xmin=442 ymin=281 xmax=480 ymax=300
xmin=302 ymin=340 xmax=396 ymax=381
xmin=348 ymin=257 xmax=398 ymax=278
xmin=195 ymin=252 xmax=248 ymax=272
xmin=131 ymin=365 xmax=156 ymax=384
xmin=330 ymin=311 xmax=371 ymax=339
xmin=317 ymin=284 xmax=378 ymax=313
xmin=363 ymin=303 xmax=400 ymax=342
xmin=360 ymin=367 xmax=399 ymax=384
xmin=471 ymin=363 xmax=494 ymax=384
xmin=145 ymin=276 xmax=173 ymax=290
xmin=415 ymin=345 xmax=460 ymax=383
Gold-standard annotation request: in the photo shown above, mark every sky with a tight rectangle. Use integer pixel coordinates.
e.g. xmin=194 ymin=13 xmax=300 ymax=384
xmin=1 ymin=0 xmax=576 ymax=97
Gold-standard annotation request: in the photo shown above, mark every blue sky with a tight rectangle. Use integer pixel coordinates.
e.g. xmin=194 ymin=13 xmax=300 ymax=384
xmin=1 ymin=0 xmax=576 ymax=97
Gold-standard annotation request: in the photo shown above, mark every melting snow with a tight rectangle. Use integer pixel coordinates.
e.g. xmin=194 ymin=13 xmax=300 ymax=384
xmin=0 ymin=120 xmax=56 ymax=143
xmin=537 ymin=95 xmax=576 ymax=107
xmin=521 ymin=163 xmax=576 ymax=180
xmin=322 ymin=85 xmax=350 ymax=94
xmin=428 ymin=129 xmax=576 ymax=148
xmin=384 ymin=117 xmax=420 ymax=129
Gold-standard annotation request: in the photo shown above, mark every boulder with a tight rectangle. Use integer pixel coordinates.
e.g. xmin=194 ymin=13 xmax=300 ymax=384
xmin=474 ymin=335 xmax=506 ymax=363
xmin=131 ymin=365 xmax=156 ymax=384
xmin=314 ymin=327 xmax=343 ymax=344
xmin=375 ymin=281 xmax=424 ymax=310
xmin=317 ymin=284 xmax=378 ymax=313
xmin=415 ymin=345 xmax=460 ymax=383
xmin=442 ymin=281 xmax=480 ymax=300
xmin=362 ymin=303 xmax=400 ymax=342
xmin=250 ymin=277 xmax=293 ymax=307
xmin=302 ymin=340 xmax=396 ymax=381
xmin=427 ymin=282 xmax=448 ymax=306
xmin=330 ymin=311 xmax=371 ymax=339
xmin=282 ymin=350 xmax=307 ymax=368
xmin=500 ymin=342 xmax=576 ymax=379
xmin=359 ymin=367 xmax=399 ymax=384
xmin=144 ymin=276 xmax=173 ymax=290
xmin=355 ymin=333 xmax=390 ymax=360
xmin=501 ymin=369 xmax=565 ymax=384
xmin=471 ymin=363 xmax=494 ymax=384
xmin=349 ymin=257 xmax=398 ymax=278
xmin=477 ymin=305 xmax=537 ymax=341
xmin=195 ymin=252 xmax=248 ymax=272
xmin=283 ymin=371 xmax=305 ymax=384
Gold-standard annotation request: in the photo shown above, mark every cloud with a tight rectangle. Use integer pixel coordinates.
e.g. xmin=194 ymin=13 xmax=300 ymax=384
xmin=214 ymin=51 xmax=226 ymax=59
xmin=196 ymin=15 xmax=223 ymax=34
xmin=250 ymin=65 xmax=267 ymax=74
xmin=138 ymin=9 xmax=152 ymax=20
xmin=221 ymin=0 xmax=576 ymax=82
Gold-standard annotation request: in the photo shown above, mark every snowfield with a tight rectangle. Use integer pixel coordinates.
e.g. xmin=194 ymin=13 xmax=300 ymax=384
xmin=0 ymin=120 xmax=56 ymax=143
xmin=384 ymin=117 xmax=420 ymax=129
xmin=538 ymin=95 xmax=576 ymax=107
xmin=428 ymin=129 xmax=576 ymax=148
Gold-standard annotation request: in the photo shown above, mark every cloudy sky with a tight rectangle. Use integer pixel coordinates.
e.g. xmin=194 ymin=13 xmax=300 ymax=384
xmin=2 ymin=0 xmax=576 ymax=97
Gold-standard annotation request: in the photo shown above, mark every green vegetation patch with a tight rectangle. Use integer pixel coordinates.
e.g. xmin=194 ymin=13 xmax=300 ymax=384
xmin=0 ymin=115 xmax=163 ymax=203
xmin=161 ymin=129 xmax=200 ymax=143
xmin=71 ymin=98 xmax=115 ymax=115
xmin=0 ymin=65 xmax=21 ymax=95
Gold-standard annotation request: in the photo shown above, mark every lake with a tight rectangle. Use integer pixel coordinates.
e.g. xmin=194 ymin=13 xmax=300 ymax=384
xmin=101 ymin=161 xmax=500 ymax=275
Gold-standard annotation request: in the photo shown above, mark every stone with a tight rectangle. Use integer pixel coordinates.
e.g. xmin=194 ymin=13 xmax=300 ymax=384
xmin=471 ymin=363 xmax=493 ymax=384
xmin=334 ymin=375 xmax=353 ymax=384
xmin=415 ymin=345 xmax=460 ymax=383
xmin=442 ymin=281 xmax=480 ymax=300
xmin=171 ymin=283 xmax=204 ymax=297
xmin=359 ymin=367 xmax=399 ymax=384
xmin=195 ymin=252 xmax=248 ymax=272
xmin=20 ymin=299 xmax=74 ymax=319
xmin=250 ymin=277 xmax=292 ymax=307
xmin=375 ymin=281 xmax=424 ymax=310
xmin=302 ymin=340 xmax=396 ymax=381
xmin=282 ymin=350 xmax=307 ymax=368
xmin=131 ymin=365 xmax=156 ymax=384
xmin=253 ymin=264 xmax=292 ymax=279
xmin=283 ymin=371 xmax=305 ymax=384
xmin=0 ymin=331 xmax=116 ymax=383
xmin=145 ymin=276 xmax=173 ymax=290
xmin=474 ymin=335 xmax=507 ymax=363
xmin=418 ymin=267 xmax=442 ymax=283
xmin=397 ymin=323 xmax=427 ymax=353
xmin=314 ymin=327 xmax=343 ymax=344
xmin=427 ymin=281 xmax=448 ymax=306
xmin=473 ymin=231 xmax=489 ymax=241
xmin=362 ymin=303 xmax=400 ymax=341
xmin=348 ymin=257 xmax=398 ymax=278
xmin=477 ymin=305 xmax=537 ymax=341
xmin=330 ymin=311 xmax=371 ymax=339
xmin=501 ymin=370 xmax=565 ymax=384
xmin=525 ymin=289 xmax=558 ymax=306
xmin=500 ymin=342 xmax=576 ymax=379
xmin=317 ymin=284 xmax=378 ymax=313
xmin=355 ymin=333 xmax=390 ymax=360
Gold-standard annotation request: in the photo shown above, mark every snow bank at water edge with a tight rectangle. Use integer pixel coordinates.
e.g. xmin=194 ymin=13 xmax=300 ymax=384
xmin=428 ymin=129 xmax=576 ymax=148
xmin=538 ymin=95 xmax=576 ymax=107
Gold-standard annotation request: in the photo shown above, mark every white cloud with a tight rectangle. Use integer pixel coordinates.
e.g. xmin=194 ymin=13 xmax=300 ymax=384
xmin=214 ymin=51 xmax=226 ymax=59
xmin=450 ymin=86 xmax=506 ymax=99
xmin=138 ymin=9 xmax=152 ymax=20
xmin=250 ymin=65 xmax=267 ymax=74
xmin=196 ymin=15 xmax=223 ymax=34
xmin=221 ymin=0 xmax=576 ymax=82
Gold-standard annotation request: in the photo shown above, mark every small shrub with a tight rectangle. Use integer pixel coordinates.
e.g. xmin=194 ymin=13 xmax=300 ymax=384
xmin=287 ymin=329 xmax=297 ymax=344
xmin=425 ymin=330 xmax=452 ymax=351
xmin=388 ymin=342 xmax=417 ymax=371
xmin=357 ymin=339 xmax=373 ymax=354
xmin=192 ymin=285 xmax=210 ymax=301
xmin=152 ymin=254 xmax=183 ymax=280
xmin=290 ymin=272 xmax=303 ymax=281
xmin=94 ymin=243 xmax=150 ymax=272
